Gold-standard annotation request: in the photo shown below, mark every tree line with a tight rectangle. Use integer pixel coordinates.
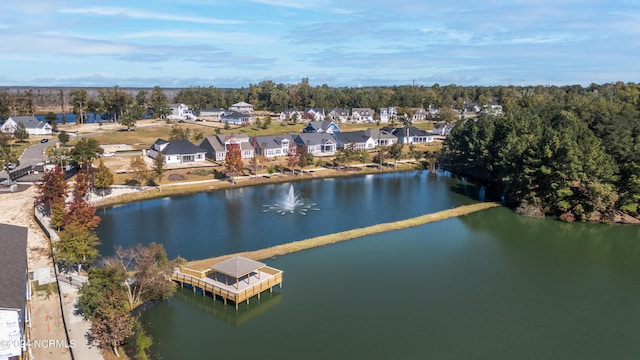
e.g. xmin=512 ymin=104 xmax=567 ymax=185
xmin=441 ymin=81 xmax=640 ymax=222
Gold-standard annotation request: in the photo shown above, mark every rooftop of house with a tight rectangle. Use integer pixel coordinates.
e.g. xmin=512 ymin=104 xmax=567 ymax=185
xmin=0 ymin=223 xmax=28 ymax=312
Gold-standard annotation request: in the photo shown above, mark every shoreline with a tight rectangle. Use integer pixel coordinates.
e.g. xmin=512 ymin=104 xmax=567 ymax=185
xmin=185 ymin=202 xmax=502 ymax=271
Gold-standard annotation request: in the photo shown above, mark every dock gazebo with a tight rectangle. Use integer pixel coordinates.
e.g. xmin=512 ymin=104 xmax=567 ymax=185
xmin=171 ymin=256 xmax=283 ymax=310
xmin=210 ymin=256 xmax=266 ymax=289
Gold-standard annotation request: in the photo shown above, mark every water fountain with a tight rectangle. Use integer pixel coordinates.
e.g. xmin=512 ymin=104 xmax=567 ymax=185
xmin=263 ymin=184 xmax=318 ymax=215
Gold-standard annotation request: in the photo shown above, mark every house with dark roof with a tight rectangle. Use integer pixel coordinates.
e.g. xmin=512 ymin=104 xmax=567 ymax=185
xmin=302 ymin=121 xmax=341 ymax=134
xmin=221 ymin=110 xmax=253 ymax=125
xmin=364 ymin=128 xmax=397 ymax=146
xmin=385 ymin=126 xmax=434 ymax=144
xmin=1 ymin=116 xmax=53 ymax=135
xmin=0 ymin=223 xmax=30 ymax=360
xmin=252 ymin=134 xmax=296 ymax=158
xmin=294 ymin=133 xmax=337 ymax=156
xmin=199 ymin=134 xmax=254 ymax=161
xmin=334 ymin=131 xmax=376 ymax=150
xmin=149 ymin=139 xmax=207 ymax=164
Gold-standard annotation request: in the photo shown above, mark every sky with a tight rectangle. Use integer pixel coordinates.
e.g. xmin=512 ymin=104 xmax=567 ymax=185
xmin=0 ymin=0 xmax=638 ymax=88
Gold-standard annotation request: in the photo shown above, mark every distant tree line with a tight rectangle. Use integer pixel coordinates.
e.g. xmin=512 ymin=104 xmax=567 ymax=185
xmin=441 ymin=82 xmax=640 ymax=222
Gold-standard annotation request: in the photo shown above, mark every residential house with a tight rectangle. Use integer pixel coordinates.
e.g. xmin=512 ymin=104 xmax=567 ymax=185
xmin=1 ymin=116 xmax=53 ymax=135
xmin=432 ymin=122 xmax=453 ymax=136
xmin=327 ymin=108 xmax=349 ymax=122
xmin=252 ymin=134 xmax=296 ymax=158
xmin=364 ymin=128 xmax=397 ymax=146
xmin=334 ymin=131 xmax=377 ymax=150
xmin=229 ymin=102 xmax=254 ymax=113
xmin=279 ymin=109 xmax=303 ymax=122
xmin=304 ymin=108 xmax=325 ymax=121
xmin=168 ymin=103 xmax=197 ymax=121
xmin=379 ymin=107 xmax=397 ymax=123
xmin=0 ymin=223 xmax=30 ymax=360
xmin=200 ymin=108 xmax=226 ymax=121
xmin=221 ymin=110 xmax=253 ymax=125
xmin=482 ymin=103 xmax=503 ymax=116
xmin=294 ymin=133 xmax=337 ymax=156
xmin=351 ymin=108 xmax=375 ymax=123
xmin=412 ymin=108 xmax=427 ymax=121
xmin=302 ymin=120 xmax=341 ymax=134
xmin=463 ymin=101 xmax=480 ymax=113
xmin=149 ymin=139 xmax=207 ymax=164
xmin=199 ymin=134 xmax=254 ymax=161
xmin=387 ymin=126 xmax=434 ymax=144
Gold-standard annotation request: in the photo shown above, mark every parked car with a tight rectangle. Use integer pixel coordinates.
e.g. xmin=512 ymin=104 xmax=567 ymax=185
xmin=40 ymin=138 xmax=49 ymax=143
xmin=3 ymin=163 xmax=17 ymax=171
xmin=102 ymin=152 xmax=115 ymax=157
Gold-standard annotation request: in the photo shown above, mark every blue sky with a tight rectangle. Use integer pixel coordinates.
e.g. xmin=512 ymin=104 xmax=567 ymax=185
xmin=0 ymin=0 xmax=638 ymax=88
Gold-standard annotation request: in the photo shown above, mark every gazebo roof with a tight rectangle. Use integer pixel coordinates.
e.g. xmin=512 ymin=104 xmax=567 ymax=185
xmin=210 ymin=256 xmax=266 ymax=278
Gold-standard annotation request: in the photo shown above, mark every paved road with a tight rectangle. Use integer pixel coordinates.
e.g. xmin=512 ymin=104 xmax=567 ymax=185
xmin=0 ymin=136 xmax=59 ymax=183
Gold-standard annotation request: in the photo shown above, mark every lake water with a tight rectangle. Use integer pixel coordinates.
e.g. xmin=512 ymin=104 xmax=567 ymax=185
xmin=96 ymin=172 xmax=640 ymax=359
xmin=97 ymin=171 xmax=480 ymax=259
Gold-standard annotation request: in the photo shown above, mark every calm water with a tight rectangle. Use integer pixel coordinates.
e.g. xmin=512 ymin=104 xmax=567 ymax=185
xmin=97 ymin=171 xmax=479 ymax=259
xmin=97 ymin=172 xmax=640 ymax=359
xmin=140 ymin=207 xmax=640 ymax=359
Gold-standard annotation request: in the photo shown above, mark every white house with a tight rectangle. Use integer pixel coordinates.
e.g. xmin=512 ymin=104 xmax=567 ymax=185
xmin=229 ymin=102 xmax=254 ymax=113
xmin=167 ymin=104 xmax=198 ymax=121
xmin=389 ymin=126 xmax=434 ymax=144
xmin=327 ymin=108 xmax=349 ymax=122
xmin=1 ymin=116 xmax=52 ymax=135
xmin=304 ymin=108 xmax=325 ymax=121
xmin=294 ymin=133 xmax=337 ymax=156
xmin=351 ymin=108 xmax=375 ymax=123
xmin=379 ymin=107 xmax=397 ymax=123
xmin=199 ymin=108 xmax=226 ymax=121
xmin=199 ymin=134 xmax=254 ymax=161
xmin=149 ymin=139 xmax=207 ymax=164
xmin=221 ymin=111 xmax=253 ymax=125
xmin=279 ymin=109 xmax=303 ymax=121
xmin=252 ymin=134 xmax=296 ymax=158
xmin=334 ymin=131 xmax=377 ymax=150
xmin=432 ymin=123 xmax=453 ymax=136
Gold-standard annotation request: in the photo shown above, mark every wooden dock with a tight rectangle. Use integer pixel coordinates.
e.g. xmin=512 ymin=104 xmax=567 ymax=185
xmin=171 ymin=256 xmax=283 ymax=310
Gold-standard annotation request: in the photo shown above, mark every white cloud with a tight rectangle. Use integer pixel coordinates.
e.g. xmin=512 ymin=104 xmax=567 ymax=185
xmin=59 ymin=6 xmax=243 ymax=25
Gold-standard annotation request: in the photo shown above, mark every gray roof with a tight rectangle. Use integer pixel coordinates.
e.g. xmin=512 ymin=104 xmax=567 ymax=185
xmin=334 ymin=130 xmax=371 ymax=144
xmin=295 ymin=133 xmax=336 ymax=146
xmin=222 ymin=111 xmax=251 ymax=119
xmin=365 ymin=128 xmax=396 ymax=141
xmin=161 ymin=140 xmax=206 ymax=155
xmin=211 ymin=256 xmax=266 ymax=278
xmin=386 ymin=126 xmax=431 ymax=138
xmin=8 ymin=116 xmax=47 ymax=129
xmin=253 ymin=134 xmax=294 ymax=150
xmin=0 ymin=223 xmax=27 ymax=311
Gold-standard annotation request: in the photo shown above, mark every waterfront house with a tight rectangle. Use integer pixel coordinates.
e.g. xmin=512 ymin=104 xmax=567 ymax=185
xmin=221 ymin=110 xmax=253 ymax=126
xmin=387 ymin=126 xmax=434 ymax=144
xmin=229 ymin=102 xmax=254 ymax=113
xmin=0 ymin=223 xmax=30 ymax=360
xmin=379 ymin=107 xmax=397 ymax=123
xmin=252 ymin=134 xmax=296 ymax=158
xmin=302 ymin=121 xmax=341 ymax=134
xmin=334 ymin=131 xmax=376 ymax=150
xmin=351 ymin=108 xmax=375 ymax=123
xmin=199 ymin=134 xmax=254 ymax=161
xmin=1 ymin=116 xmax=53 ymax=135
xmin=364 ymin=128 xmax=397 ymax=146
xmin=149 ymin=139 xmax=207 ymax=164
xmin=294 ymin=133 xmax=337 ymax=156
xmin=327 ymin=108 xmax=349 ymax=122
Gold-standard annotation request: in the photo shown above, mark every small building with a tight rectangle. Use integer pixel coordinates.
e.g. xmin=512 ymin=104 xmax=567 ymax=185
xmin=279 ymin=109 xmax=303 ymax=122
xmin=229 ymin=102 xmax=254 ymax=113
xmin=294 ymin=133 xmax=337 ymax=156
xmin=0 ymin=223 xmax=30 ymax=360
xmin=364 ymin=128 xmax=397 ymax=146
xmin=167 ymin=104 xmax=198 ymax=121
xmin=432 ymin=123 xmax=453 ymax=136
xmin=149 ymin=139 xmax=207 ymax=164
xmin=1 ymin=116 xmax=53 ymax=135
xmin=302 ymin=121 xmax=341 ymax=134
xmin=412 ymin=108 xmax=428 ymax=121
xmin=252 ymin=134 xmax=296 ymax=158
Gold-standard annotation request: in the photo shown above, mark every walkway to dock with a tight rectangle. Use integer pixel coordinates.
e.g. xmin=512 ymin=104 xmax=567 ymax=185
xmin=171 ymin=256 xmax=283 ymax=310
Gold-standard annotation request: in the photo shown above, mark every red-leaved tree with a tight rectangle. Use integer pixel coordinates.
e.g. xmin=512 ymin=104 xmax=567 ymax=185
xmin=224 ymin=142 xmax=243 ymax=182
xmin=36 ymin=165 xmax=67 ymax=215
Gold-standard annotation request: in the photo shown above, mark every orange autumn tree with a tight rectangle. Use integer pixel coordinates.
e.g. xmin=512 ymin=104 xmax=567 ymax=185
xmin=224 ymin=141 xmax=243 ymax=183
